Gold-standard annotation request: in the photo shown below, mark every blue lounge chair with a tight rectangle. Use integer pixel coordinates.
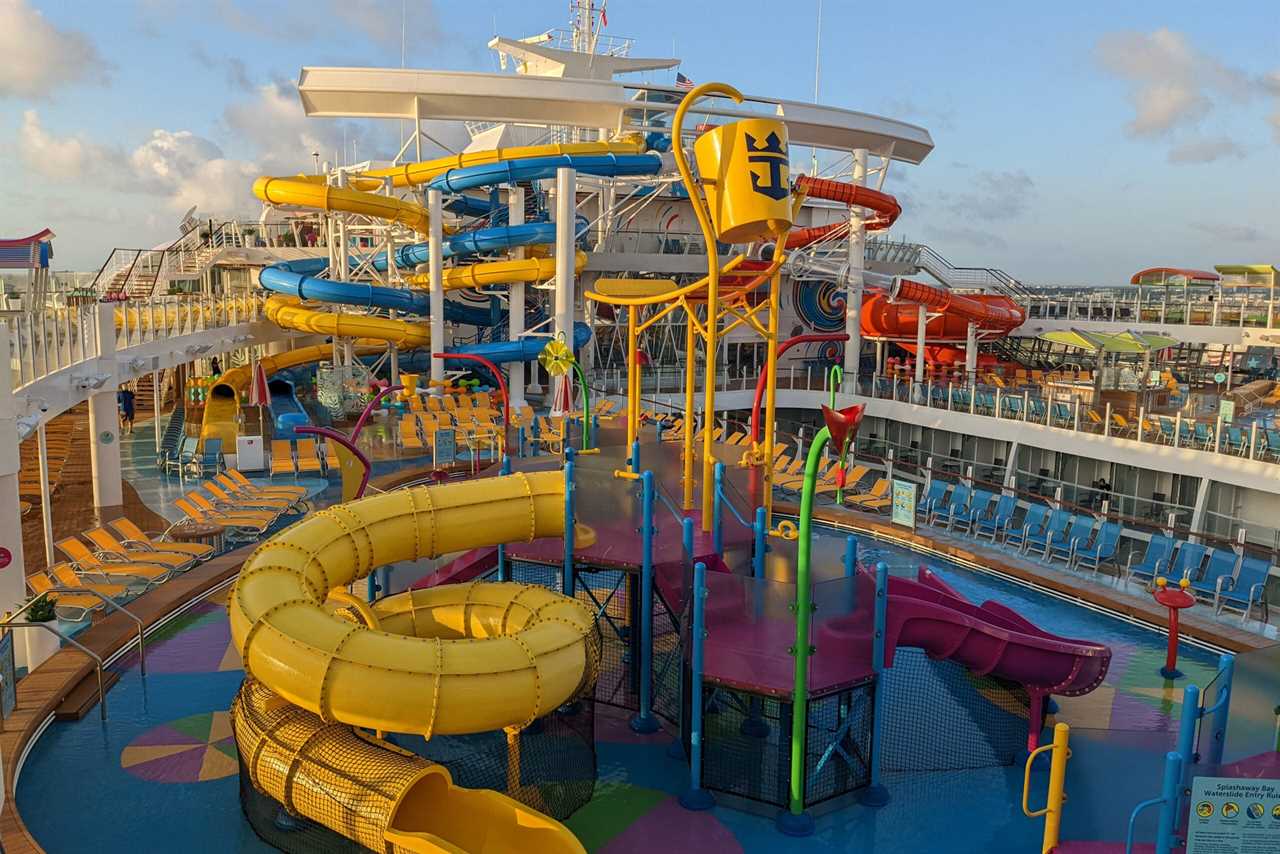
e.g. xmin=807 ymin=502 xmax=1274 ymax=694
xmin=1001 ymin=396 xmax=1024 ymax=419
xmin=1023 ymin=508 xmax=1070 ymax=557
xmin=1192 ymin=422 xmax=1213 ymax=449
xmin=1071 ymin=522 xmax=1121 ymax=574
xmin=930 ymin=483 xmax=973 ymax=529
xmin=1006 ymin=504 xmax=1049 ymax=551
xmin=1189 ymin=549 xmax=1238 ymax=601
xmin=1160 ymin=541 xmax=1207 ymax=586
xmin=1124 ymin=533 xmax=1176 ymax=586
xmin=1225 ymin=427 xmax=1247 ymax=455
xmin=974 ymin=494 xmax=1017 ymax=542
xmin=1265 ymin=429 xmax=1280 ymax=461
xmin=916 ymin=480 xmax=950 ymax=520
xmin=196 ymin=437 xmax=224 ymax=476
xmin=1212 ymin=555 xmax=1272 ymax=622
xmin=171 ymin=436 xmax=198 ymax=476
xmin=952 ymin=489 xmax=995 ymax=535
xmin=1048 ymin=514 xmax=1096 ymax=563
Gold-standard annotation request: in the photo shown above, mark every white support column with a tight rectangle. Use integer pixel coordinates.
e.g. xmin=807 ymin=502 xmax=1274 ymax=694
xmin=965 ymin=321 xmax=978 ymax=384
xmin=842 ymin=149 xmax=867 ymax=390
xmin=508 ymin=186 xmax=527 ymax=409
xmin=37 ymin=424 xmax=54 ymax=564
xmin=553 ymin=167 xmax=577 ymax=414
xmin=428 ymin=188 xmax=445 ymax=390
xmin=152 ymin=369 xmax=162 ymax=456
xmin=89 ymin=302 xmax=122 ymax=508
xmin=914 ymin=307 xmax=927 ymax=385
xmin=1003 ymin=441 xmax=1020 ymax=489
xmin=1189 ymin=477 xmax=1212 ymax=542
xmin=0 ymin=322 xmax=26 ymax=615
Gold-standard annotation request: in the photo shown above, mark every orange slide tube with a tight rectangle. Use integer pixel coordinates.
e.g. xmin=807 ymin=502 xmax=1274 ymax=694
xmin=859 ymin=279 xmax=1025 ymax=350
xmin=782 ymin=176 xmax=902 ymax=249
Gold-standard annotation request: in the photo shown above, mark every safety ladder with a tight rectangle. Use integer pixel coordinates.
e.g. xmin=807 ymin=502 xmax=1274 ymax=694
xmin=1022 ymin=722 xmax=1071 ymax=854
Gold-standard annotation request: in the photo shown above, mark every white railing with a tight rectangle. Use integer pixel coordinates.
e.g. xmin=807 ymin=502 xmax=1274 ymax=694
xmin=9 ymin=303 xmax=99 ymax=389
xmin=1018 ymin=293 xmax=1277 ymax=329
xmin=112 ymin=293 xmax=265 ymax=351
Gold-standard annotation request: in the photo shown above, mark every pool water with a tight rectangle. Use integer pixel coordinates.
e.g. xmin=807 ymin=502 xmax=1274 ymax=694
xmin=17 ymin=531 xmax=1221 ymax=853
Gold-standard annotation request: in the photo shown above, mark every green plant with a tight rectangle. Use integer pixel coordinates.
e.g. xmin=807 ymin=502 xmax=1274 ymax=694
xmin=27 ymin=594 xmax=56 ymax=623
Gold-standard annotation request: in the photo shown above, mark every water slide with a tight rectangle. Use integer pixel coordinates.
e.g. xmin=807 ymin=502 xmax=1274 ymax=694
xmin=266 ymin=377 xmax=308 ymax=439
xmin=229 ymin=471 xmax=596 ymax=853
xmin=819 ymin=566 xmax=1110 ymax=750
xmin=861 ymin=277 xmax=1026 ymax=365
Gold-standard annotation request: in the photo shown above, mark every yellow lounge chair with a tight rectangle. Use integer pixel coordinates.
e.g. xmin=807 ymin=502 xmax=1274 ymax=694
xmin=109 ymin=517 xmax=214 ymax=562
xmin=174 ymin=497 xmax=271 ymax=537
xmin=186 ymin=492 xmax=279 ymax=527
xmin=812 ymin=464 xmax=870 ymax=496
xmin=270 ymin=440 xmax=296 ymax=477
xmin=204 ymin=480 xmax=295 ymax=513
xmin=49 ymin=563 xmax=130 ymax=599
xmin=846 ymin=478 xmax=891 ymax=509
xmin=54 ymin=537 xmax=172 ymax=587
xmin=216 ymin=473 xmax=303 ymax=507
xmin=400 ymin=415 xmax=425 ymax=450
xmin=83 ymin=527 xmax=195 ymax=572
xmin=295 ymin=438 xmax=324 ymax=474
xmin=27 ymin=573 xmax=104 ymax=622
xmin=227 ymin=469 xmax=306 ymax=499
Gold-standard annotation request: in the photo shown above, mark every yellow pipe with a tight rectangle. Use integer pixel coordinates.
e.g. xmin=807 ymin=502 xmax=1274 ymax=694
xmin=626 ymin=305 xmax=638 ymax=455
xmin=763 ymin=266 xmax=781 ymax=528
xmin=229 ymin=471 xmax=597 ymax=736
xmin=253 ymin=175 xmax=432 ymax=236
xmin=682 ymin=307 xmax=697 ymax=510
xmin=264 ymin=295 xmax=432 ymax=348
xmin=232 ymin=678 xmax=585 ymax=854
xmin=583 ymin=254 xmax=748 ymax=307
xmin=1021 ymin=722 xmax=1071 ymax=854
xmin=406 ymin=251 xmax=587 ymax=290
xmin=328 ymin=589 xmax=381 ymax=630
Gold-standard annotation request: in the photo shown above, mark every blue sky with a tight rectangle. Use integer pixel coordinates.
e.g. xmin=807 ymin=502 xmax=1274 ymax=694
xmin=1 ymin=0 xmax=1277 ymax=283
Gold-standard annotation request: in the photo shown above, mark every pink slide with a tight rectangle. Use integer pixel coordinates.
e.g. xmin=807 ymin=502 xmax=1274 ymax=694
xmin=820 ymin=566 xmax=1111 ymax=750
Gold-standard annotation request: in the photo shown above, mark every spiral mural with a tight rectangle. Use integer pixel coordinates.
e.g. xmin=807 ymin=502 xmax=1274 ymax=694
xmin=790 ymin=279 xmax=846 ymax=333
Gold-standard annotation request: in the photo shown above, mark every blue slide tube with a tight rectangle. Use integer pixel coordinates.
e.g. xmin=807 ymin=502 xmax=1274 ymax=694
xmin=428 ymin=153 xmax=663 ymax=194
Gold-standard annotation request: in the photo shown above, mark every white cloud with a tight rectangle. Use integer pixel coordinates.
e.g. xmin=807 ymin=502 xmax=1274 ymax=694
xmin=1095 ymin=28 xmax=1266 ymax=137
xmin=17 ymin=110 xmax=113 ymax=178
xmin=130 ymin=130 xmax=225 ymax=193
xmin=1166 ymin=136 xmax=1247 ymax=164
xmin=937 ymin=170 xmax=1035 ymax=221
xmin=0 ymin=0 xmax=107 ymax=98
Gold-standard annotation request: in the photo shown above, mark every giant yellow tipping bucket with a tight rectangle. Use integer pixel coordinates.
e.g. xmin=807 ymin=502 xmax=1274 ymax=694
xmin=694 ymin=118 xmax=793 ymax=243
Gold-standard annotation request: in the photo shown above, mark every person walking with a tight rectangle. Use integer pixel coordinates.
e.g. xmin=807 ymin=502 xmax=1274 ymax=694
xmin=118 ymin=384 xmax=136 ymax=435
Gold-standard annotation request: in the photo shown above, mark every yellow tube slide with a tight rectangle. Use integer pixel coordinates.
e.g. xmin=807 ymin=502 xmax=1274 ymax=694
xmin=264 ymin=295 xmax=432 ymax=348
xmin=233 ymin=677 xmax=586 ymax=854
xmin=228 ymin=471 xmax=597 ymax=734
xmin=253 ymin=175 xmax=431 ymax=235
xmin=407 ymin=251 xmax=587 ymax=291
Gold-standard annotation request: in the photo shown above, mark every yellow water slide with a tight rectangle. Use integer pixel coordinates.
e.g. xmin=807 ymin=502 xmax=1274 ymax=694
xmin=228 ymin=471 xmax=597 ymax=852
xmin=264 ymin=295 xmax=432 ymax=348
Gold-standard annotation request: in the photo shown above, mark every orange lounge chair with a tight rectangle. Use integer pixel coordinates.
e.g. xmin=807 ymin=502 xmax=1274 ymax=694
xmin=54 ymin=537 xmax=171 ymax=588
xmin=185 ymin=492 xmax=278 ymax=527
xmin=227 ymin=468 xmax=306 ymax=499
xmin=846 ymin=478 xmax=892 ymax=510
xmin=27 ymin=573 xmax=104 ymax=622
xmin=270 ymin=440 xmax=296 ymax=477
xmin=108 ymin=518 xmax=214 ymax=562
xmin=49 ymin=563 xmax=130 ymax=599
xmin=174 ymin=497 xmax=270 ymax=537
xmin=295 ymin=438 xmax=323 ymax=474
xmin=83 ymin=527 xmax=195 ymax=572
xmin=204 ymin=479 xmax=294 ymax=512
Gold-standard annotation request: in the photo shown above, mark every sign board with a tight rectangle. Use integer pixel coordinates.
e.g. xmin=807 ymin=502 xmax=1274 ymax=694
xmin=1214 ymin=372 xmax=1228 ymax=385
xmin=1187 ymin=776 xmax=1280 ymax=853
xmin=0 ymin=630 xmax=15 ymax=719
xmin=891 ymin=480 xmax=917 ymax=530
xmin=434 ymin=428 xmax=456 ymax=465
xmin=1220 ymin=399 xmax=1236 ymax=425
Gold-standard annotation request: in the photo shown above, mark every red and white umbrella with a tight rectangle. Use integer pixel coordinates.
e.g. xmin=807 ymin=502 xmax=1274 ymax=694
xmin=247 ymin=360 xmax=270 ymax=407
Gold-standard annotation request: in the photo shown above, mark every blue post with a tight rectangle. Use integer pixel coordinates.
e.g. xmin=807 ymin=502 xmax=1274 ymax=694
xmin=498 ymin=455 xmax=512 ymax=581
xmin=682 ymin=516 xmax=695 ymax=566
xmin=1175 ymin=683 xmax=1199 ymax=820
xmin=859 ymin=560 xmax=891 ymax=807
xmin=631 ymin=471 xmax=660 ymax=734
xmin=843 ymin=536 xmax=857 ymax=578
xmin=592 ymin=414 xmax=599 ymax=448
xmin=712 ymin=462 xmax=725 ymax=557
xmin=656 ymin=420 xmax=665 ymax=444
xmin=679 ymin=561 xmax=715 ymax=810
xmin=563 ymin=448 xmax=575 ymax=595
xmin=1155 ymin=752 xmax=1183 ymax=854
xmin=517 ymin=425 xmax=526 ymax=458
xmin=1205 ymin=654 xmax=1235 ymax=767
xmin=752 ymin=507 xmax=767 ymax=578
xmin=366 ymin=573 xmax=378 ymax=602
xmin=531 ymin=417 xmax=540 ymax=456
xmin=631 ymin=439 xmax=640 ymax=473
xmin=667 ymin=515 xmax=698 ymax=760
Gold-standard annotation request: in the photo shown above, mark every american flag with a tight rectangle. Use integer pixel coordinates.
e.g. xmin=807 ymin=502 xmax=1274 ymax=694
xmin=675 ymin=72 xmax=694 ymax=90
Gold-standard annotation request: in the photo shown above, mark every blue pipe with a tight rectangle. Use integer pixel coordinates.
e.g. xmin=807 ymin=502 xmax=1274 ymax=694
xmin=712 ymin=462 xmax=724 ymax=556
xmin=563 ymin=448 xmax=576 ymax=595
xmin=678 ymin=560 xmax=715 ymax=811
xmin=859 ymin=561 xmax=891 ymax=807
xmin=752 ymin=507 xmax=766 ymax=579
xmin=1155 ymin=752 xmax=1183 ymax=854
xmin=428 ymin=153 xmax=663 ymax=194
xmin=631 ymin=471 xmax=659 ymax=734
xmin=516 ymin=425 xmax=526 ymax=459
xmin=1204 ymin=654 xmax=1234 ymax=767
xmin=682 ymin=517 xmax=694 ymax=567
xmin=844 ymin=536 xmax=858 ymax=577
xmin=497 ymin=454 xmax=511 ymax=581
xmin=630 ymin=439 xmax=640 ymax=473
xmin=1175 ymin=684 xmax=1199 ymax=821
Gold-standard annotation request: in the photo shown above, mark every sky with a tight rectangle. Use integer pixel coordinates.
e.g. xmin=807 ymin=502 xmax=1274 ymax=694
xmin=0 ymin=0 xmax=1277 ymax=284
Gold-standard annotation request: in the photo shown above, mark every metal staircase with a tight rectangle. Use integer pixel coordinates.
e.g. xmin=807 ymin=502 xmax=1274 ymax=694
xmin=866 ymin=238 xmax=1030 ymax=300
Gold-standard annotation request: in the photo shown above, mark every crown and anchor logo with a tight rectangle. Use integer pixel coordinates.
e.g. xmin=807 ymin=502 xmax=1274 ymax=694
xmin=745 ymin=131 xmax=789 ymax=200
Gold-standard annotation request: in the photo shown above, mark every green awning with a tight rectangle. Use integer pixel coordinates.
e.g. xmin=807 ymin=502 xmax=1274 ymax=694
xmin=1038 ymin=328 xmax=1179 ymax=353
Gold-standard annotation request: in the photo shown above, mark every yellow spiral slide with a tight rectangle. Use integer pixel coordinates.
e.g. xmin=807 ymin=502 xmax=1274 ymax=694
xmin=229 ymin=471 xmax=597 ymax=853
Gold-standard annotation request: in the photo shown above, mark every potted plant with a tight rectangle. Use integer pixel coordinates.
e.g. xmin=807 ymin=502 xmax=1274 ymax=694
xmin=20 ymin=594 xmax=62 ymax=673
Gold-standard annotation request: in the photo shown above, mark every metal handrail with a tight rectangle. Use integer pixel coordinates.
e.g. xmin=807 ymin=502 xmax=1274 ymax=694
xmin=4 ymin=622 xmax=108 ymax=720
xmin=47 ymin=587 xmax=146 ymax=675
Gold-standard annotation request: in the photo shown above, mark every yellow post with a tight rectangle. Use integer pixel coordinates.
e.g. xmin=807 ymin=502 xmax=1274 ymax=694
xmin=627 ymin=305 xmax=639 ymax=455
xmin=1021 ymin=722 xmax=1071 ymax=854
xmin=682 ymin=306 xmax=698 ymax=510
xmin=762 ymin=267 xmax=781 ymax=528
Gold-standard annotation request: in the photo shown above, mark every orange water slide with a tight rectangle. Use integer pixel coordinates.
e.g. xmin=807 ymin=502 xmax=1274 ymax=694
xmin=861 ymin=279 xmax=1025 ymax=357
xmin=783 ymin=176 xmax=902 ymax=248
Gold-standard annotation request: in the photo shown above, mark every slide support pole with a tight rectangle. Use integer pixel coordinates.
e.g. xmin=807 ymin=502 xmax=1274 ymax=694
xmin=631 ymin=470 xmax=660 ymax=733
xmin=678 ymin=561 xmax=714 ymax=810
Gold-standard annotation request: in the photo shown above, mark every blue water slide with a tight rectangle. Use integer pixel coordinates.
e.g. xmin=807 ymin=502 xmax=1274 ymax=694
xmin=383 ymin=222 xmax=557 ymax=270
xmin=267 ymin=378 xmax=310 ymax=439
xmin=427 ymin=153 xmax=663 ymax=194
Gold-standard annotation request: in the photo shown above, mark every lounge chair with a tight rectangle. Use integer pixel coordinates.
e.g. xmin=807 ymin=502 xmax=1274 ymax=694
xmin=952 ymin=489 xmax=995 ymax=535
xmin=1048 ymin=515 xmax=1096 ymax=564
xmin=295 ymin=438 xmax=323 ymax=474
xmin=1158 ymin=541 xmax=1208 ymax=587
xmin=83 ymin=527 xmax=195 ymax=572
xmin=1124 ymin=533 xmax=1176 ymax=587
xmin=185 ymin=492 xmax=278 ymax=527
xmin=174 ymin=497 xmax=271 ymax=538
xmin=109 ymin=517 xmax=215 ymax=563
xmin=49 ymin=563 xmax=131 ymax=599
xmin=270 ymin=440 xmax=296 ymax=477
xmin=54 ymin=537 xmax=171 ymax=588
xmin=813 ymin=464 xmax=870 ymax=497
xmin=1071 ymin=522 xmax=1121 ymax=574
xmin=929 ymin=483 xmax=973 ymax=530
xmin=27 ymin=573 xmax=104 ymax=622
xmin=227 ymin=468 xmax=306 ymax=500
xmin=1189 ymin=548 xmax=1238 ymax=602
xmin=1210 ymin=555 xmax=1271 ymax=622
xmin=846 ymin=478 xmax=891 ymax=511
xmin=195 ymin=437 xmax=224 ymax=476
xmin=1005 ymin=504 xmax=1049 ymax=552
xmin=916 ymin=480 xmax=950 ymax=520
xmin=1022 ymin=508 xmax=1070 ymax=557
xmin=216 ymin=472 xmax=305 ymax=508
xmin=203 ymin=479 xmax=295 ymax=513
xmin=400 ymin=414 xmax=425 ymax=450
xmin=974 ymin=494 xmax=1018 ymax=543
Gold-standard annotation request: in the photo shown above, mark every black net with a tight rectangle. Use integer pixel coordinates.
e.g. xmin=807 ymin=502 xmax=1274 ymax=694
xmin=881 ymin=648 xmax=1031 ymax=772
xmin=238 ymin=754 xmax=368 ymax=854
xmin=651 ymin=580 xmax=685 ymax=727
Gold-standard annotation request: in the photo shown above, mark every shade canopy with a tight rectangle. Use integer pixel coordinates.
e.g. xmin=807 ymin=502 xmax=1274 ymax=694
xmin=1038 ymin=328 xmax=1179 ymax=353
